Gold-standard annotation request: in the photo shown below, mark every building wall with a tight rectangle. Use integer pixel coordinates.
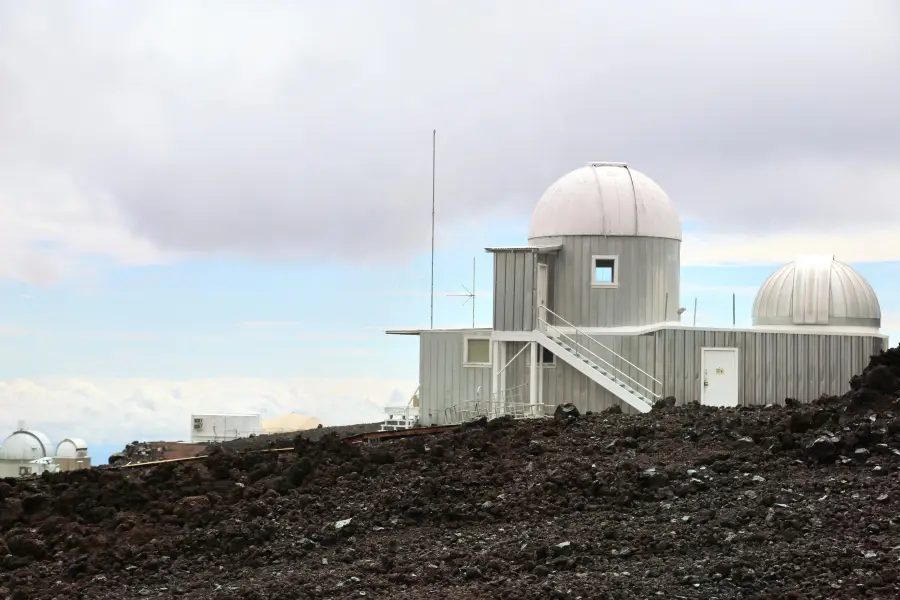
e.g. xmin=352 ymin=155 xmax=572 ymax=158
xmin=0 ymin=460 xmax=57 ymax=478
xmin=496 ymin=329 xmax=884 ymax=414
xmin=503 ymin=336 xmax=653 ymax=414
xmin=492 ymin=251 xmax=537 ymax=331
xmin=0 ymin=460 xmax=29 ymax=478
xmin=419 ymin=330 xmax=493 ymax=426
xmin=534 ymin=235 xmax=680 ymax=328
xmin=55 ymin=457 xmax=92 ymax=472
xmin=652 ymin=328 xmax=886 ymax=405
xmin=191 ymin=414 xmax=262 ymax=443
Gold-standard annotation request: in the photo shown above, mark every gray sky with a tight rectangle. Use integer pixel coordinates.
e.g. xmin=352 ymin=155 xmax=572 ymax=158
xmin=0 ymin=0 xmax=898 ymax=276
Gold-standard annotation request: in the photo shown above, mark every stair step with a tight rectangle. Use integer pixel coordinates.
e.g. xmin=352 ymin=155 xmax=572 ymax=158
xmin=548 ymin=334 xmax=657 ymax=412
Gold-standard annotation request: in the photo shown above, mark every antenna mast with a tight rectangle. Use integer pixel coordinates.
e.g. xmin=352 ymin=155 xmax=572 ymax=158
xmin=430 ymin=129 xmax=436 ymax=329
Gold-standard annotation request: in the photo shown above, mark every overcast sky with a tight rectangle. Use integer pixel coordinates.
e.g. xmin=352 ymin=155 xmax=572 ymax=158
xmin=1 ymin=0 xmax=898 ymax=284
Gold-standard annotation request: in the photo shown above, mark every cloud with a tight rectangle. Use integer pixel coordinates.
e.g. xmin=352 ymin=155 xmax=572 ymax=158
xmin=882 ymin=312 xmax=900 ymax=332
xmin=236 ymin=321 xmax=304 ymax=328
xmin=0 ymin=1 xmax=896 ymax=282
xmin=683 ymin=228 xmax=900 ymax=267
xmin=681 ymin=284 xmax=759 ymax=297
xmin=0 ymin=324 xmax=33 ymax=336
xmin=367 ymin=290 xmax=493 ymax=298
xmin=0 ymin=376 xmax=417 ymax=447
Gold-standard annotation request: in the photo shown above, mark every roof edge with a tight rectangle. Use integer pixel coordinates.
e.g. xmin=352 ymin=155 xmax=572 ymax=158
xmin=386 ymin=327 xmax=493 ymax=336
xmin=484 ymin=245 xmax=562 ymax=254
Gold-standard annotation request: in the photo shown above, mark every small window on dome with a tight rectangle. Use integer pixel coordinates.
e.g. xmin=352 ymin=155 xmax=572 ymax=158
xmin=591 ymin=255 xmax=618 ymax=287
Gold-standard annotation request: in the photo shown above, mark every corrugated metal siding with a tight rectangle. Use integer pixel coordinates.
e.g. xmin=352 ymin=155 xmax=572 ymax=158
xmin=417 ymin=330 xmax=884 ymax=426
xmin=652 ymin=329 xmax=885 ymax=405
xmin=493 ymin=252 xmax=536 ymax=331
xmin=551 ymin=236 xmax=680 ymax=328
xmin=419 ymin=331 xmax=492 ymax=426
xmin=497 ymin=330 xmax=884 ymax=416
xmin=500 ymin=336 xmax=654 ymax=414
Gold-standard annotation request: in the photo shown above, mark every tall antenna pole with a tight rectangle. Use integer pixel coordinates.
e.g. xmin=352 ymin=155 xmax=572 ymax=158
xmin=430 ymin=129 xmax=436 ymax=329
xmin=472 ymin=256 xmax=476 ymax=328
xmin=693 ymin=297 xmax=698 ymax=327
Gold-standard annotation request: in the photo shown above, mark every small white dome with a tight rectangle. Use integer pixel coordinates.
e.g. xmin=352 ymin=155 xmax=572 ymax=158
xmin=0 ymin=430 xmax=53 ymax=461
xmin=528 ymin=162 xmax=682 ymax=242
xmin=752 ymin=254 xmax=881 ymax=329
xmin=56 ymin=438 xmax=88 ymax=459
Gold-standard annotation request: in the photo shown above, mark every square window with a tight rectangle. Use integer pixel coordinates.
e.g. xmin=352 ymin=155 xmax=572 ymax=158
xmin=465 ymin=338 xmax=491 ymax=365
xmin=540 ymin=347 xmax=555 ymax=364
xmin=591 ymin=256 xmax=618 ymax=286
xmin=527 ymin=346 xmax=556 ymax=367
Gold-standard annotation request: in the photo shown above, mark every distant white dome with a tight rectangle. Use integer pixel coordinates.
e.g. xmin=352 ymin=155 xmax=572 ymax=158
xmin=752 ymin=254 xmax=881 ymax=329
xmin=56 ymin=438 xmax=88 ymax=459
xmin=0 ymin=430 xmax=53 ymax=461
xmin=528 ymin=162 xmax=682 ymax=242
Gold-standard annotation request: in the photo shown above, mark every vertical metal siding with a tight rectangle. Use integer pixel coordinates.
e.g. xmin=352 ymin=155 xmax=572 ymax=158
xmin=651 ymin=329 xmax=883 ymax=406
xmin=492 ymin=252 xmax=537 ymax=331
xmin=418 ymin=331 xmax=493 ymax=426
xmin=418 ymin=327 xmax=884 ymax=426
xmin=499 ymin=330 xmax=883 ymax=417
xmin=502 ymin=334 xmax=656 ymax=414
xmin=551 ymin=236 xmax=680 ymax=328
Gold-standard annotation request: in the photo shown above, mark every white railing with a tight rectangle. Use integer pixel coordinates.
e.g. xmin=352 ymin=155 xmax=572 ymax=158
xmin=537 ymin=306 xmax=662 ymax=400
xmin=446 ymin=384 xmax=550 ymax=423
xmin=380 ymin=386 xmax=421 ymax=431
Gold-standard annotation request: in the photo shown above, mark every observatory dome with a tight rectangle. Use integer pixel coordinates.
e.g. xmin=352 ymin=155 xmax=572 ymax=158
xmin=527 ymin=162 xmax=682 ymax=242
xmin=56 ymin=438 xmax=88 ymax=459
xmin=0 ymin=429 xmax=53 ymax=461
xmin=752 ymin=254 xmax=881 ymax=329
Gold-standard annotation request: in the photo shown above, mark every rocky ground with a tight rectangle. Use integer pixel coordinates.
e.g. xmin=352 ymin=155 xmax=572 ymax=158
xmin=2 ymin=349 xmax=900 ymax=599
xmin=216 ymin=423 xmax=384 ymax=451
xmin=107 ymin=424 xmax=384 ymax=466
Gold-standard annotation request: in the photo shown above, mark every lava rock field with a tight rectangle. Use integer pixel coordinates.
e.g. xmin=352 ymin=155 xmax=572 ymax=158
xmin=2 ymin=348 xmax=900 ymax=599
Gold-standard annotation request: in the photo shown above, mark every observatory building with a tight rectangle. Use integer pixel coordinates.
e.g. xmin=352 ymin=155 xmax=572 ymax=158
xmin=387 ymin=162 xmax=888 ymax=425
xmin=0 ymin=425 xmax=91 ymax=478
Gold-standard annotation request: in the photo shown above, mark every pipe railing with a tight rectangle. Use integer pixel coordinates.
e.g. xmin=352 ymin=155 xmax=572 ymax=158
xmin=538 ymin=306 xmax=661 ymax=399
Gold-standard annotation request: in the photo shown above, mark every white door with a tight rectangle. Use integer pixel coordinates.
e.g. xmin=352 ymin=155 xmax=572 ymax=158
xmin=700 ymin=347 xmax=739 ymax=407
xmin=536 ymin=263 xmax=548 ymax=329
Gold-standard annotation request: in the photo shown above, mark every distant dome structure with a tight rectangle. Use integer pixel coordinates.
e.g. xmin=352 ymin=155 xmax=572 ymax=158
xmin=0 ymin=429 xmax=53 ymax=461
xmin=527 ymin=162 xmax=682 ymax=242
xmin=56 ymin=438 xmax=88 ymax=459
xmin=752 ymin=254 xmax=881 ymax=329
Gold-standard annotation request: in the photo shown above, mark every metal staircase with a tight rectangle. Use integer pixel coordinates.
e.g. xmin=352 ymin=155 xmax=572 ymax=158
xmin=536 ymin=307 xmax=661 ymax=413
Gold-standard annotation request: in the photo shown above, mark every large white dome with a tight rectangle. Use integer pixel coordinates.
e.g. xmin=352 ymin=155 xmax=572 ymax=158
xmin=752 ymin=254 xmax=881 ymax=329
xmin=527 ymin=162 xmax=682 ymax=242
xmin=56 ymin=438 xmax=88 ymax=459
xmin=0 ymin=430 xmax=53 ymax=461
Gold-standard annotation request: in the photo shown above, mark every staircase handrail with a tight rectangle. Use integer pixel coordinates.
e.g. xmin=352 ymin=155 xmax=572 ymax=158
xmin=540 ymin=318 xmax=659 ymax=399
xmin=540 ymin=306 xmax=661 ymax=387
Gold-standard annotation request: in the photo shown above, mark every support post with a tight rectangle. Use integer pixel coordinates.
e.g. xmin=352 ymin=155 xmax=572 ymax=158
xmin=538 ymin=352 xmax=544 ymax=412
xmin=491 ymin=340 xmax=500 ymax=413
xmin=498 ymin=342 xmax=507 ymax=417
xmin=529 ymin=342 xmax=538 ymax=413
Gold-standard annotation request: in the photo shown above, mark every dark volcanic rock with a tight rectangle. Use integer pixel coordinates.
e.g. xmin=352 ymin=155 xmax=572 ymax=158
xmin=2 ymin=346 xmax=900 ymax=599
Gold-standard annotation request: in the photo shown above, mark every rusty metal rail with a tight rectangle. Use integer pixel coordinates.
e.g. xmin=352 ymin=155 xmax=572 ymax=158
xmin=110 ymin=424 xmax=459 ymax=470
